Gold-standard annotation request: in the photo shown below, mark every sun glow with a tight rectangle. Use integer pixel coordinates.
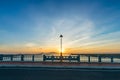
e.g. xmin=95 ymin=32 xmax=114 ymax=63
xmin=58 ymin=48 xmax=65 ymax=53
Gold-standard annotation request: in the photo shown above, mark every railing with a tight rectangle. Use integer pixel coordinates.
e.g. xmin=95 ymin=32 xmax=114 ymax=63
xmin=43 ymin=54 xmax=120 ymax=63
xmin=43 ymin=55 xmax=80 ymax=62
xmin=0 ymin=54 xmax=43 ymax=62
xmin=0 ymin=54 xmax=120 ymax=63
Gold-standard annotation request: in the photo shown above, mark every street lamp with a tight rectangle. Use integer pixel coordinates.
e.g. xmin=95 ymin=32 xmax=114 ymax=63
xmin=60 ymin=34 xmax=63 ymax=62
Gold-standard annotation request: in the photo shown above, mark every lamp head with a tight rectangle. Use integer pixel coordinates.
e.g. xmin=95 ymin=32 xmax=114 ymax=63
xmin=60 ymin=35 xmax=63 ymax=38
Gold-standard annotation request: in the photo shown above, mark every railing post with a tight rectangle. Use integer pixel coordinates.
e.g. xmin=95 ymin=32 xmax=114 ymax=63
xmin=11 ymin=55 xmax=13 ymax=61
xmin=69 ymin=56 xmax=71 ymax=62
xmin=0 ymin=55 xmax=3 ymax=61
xmin=60 ymin=56 xmax=63 ymax=62
xmin=21 ymin=55 xmax=24 ymax=61
xmin=77 ymin=55 xmax=80 ymax=62
xmin=111 ymin=56 xmax=113 ymax=63
xmin=32 ymin=55 xmax=34 ymax=62
xmin=43 ymin=55 xmax=46 ymax=61
xmin=51 ymin=55 xmax=54 ymax=62
xmin=88 ymin=55 xmax=90 ymax=63
xmin=98 ymin=56 xmax=101 ymax=63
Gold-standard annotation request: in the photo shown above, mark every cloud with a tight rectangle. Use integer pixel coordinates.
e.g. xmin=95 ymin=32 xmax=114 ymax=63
xmin=44 ymin=17 xmax=95 ymax=48
xmin=41 ymin=16 xmax=120 ymax=52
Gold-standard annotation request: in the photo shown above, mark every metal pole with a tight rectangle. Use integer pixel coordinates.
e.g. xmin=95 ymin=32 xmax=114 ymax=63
xmin=60 ymin=35 xmax=63 ymax=62
xmin=60 ymin=37 xmax=62 ymax=57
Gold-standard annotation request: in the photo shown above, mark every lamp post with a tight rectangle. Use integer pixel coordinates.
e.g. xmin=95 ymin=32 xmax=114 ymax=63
xmin=60 ymin=34 xmax=63 ymax=62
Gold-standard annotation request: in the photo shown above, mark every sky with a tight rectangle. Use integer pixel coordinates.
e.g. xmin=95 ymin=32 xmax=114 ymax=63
xmin=0 ymin=0 xmax=120 ymax=54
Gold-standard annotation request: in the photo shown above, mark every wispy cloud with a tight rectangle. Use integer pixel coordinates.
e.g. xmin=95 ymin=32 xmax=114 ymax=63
xmin=40 ymin=16 xmax=120 ymax=53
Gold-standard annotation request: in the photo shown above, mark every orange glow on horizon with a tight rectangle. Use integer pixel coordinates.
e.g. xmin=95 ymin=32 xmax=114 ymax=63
xmin=0 ymin=44 xmax=120 ymax=54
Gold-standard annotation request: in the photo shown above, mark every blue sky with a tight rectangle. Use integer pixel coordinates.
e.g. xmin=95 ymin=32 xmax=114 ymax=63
xmin=0 ymin=0 xmax=120 ymax=53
